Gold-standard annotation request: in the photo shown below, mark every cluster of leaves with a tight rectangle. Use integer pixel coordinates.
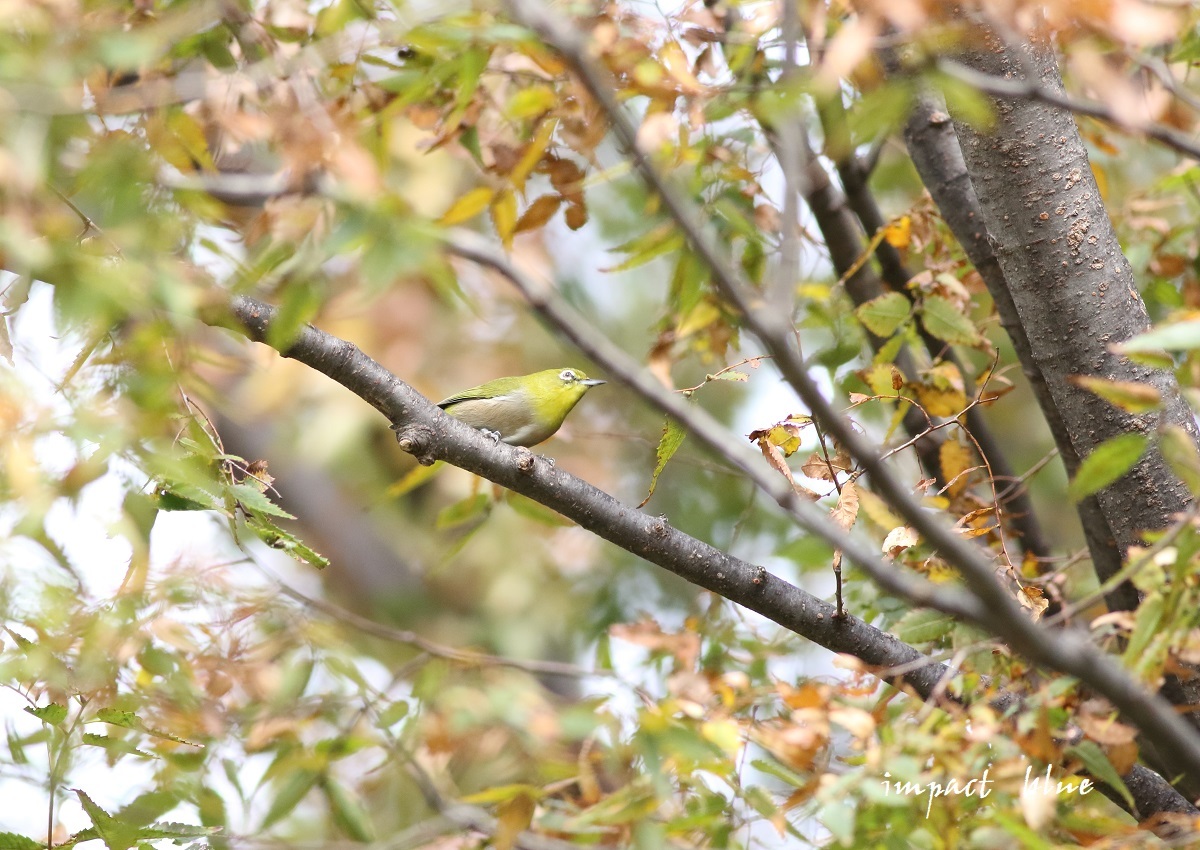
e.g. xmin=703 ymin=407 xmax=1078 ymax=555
xmin=9 ymin=0 xmax=1200 ymax=845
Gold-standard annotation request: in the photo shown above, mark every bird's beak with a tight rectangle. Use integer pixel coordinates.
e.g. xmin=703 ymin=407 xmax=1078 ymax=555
xmin=583 ymin=379 xmax=606 ymax=387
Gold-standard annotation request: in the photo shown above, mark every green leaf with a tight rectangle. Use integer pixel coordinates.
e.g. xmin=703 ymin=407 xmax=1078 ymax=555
xmin=0 ymin=834 xmax=43 ymax=850
xmin=261 ymin=769 xmax=322 ymax=830
xmin=247 ymin=517 xmax=331 ymax=569
xmin=376 ymin=700 xmax=410 ymax=729
xmin=436 ymin=493 xmax=492 ymax=530
xmin=95 ymin=708 xmax=138 ymax=729
xmin=116 ymin=791 xmax=180 ymax=826
xmin=81 ymin=733 xmax=156 ymax=759
xmin=855 ymin=292 xmax=910 ymax=338
xmin=1123 ymin=593 xmax=1164 ymax=669
xmin=324 ymin=777 xmax=375 ymax=842
xmin=606 ymin=223 xmax=684 ymax=273
xmin=1158 ymin=424 xmax=1200 ymax=495
xmin=506 ymin=492 xmax=572 ymax=527
xmin=74 ymin=789 xmax=138 ymax=850
xmin=639 ymin=415 xmax=686 ymax=508
xmin=94 ymin=708 xmax=202 ymax=747
xmin=24 ymin=703 xmax=67 ymax=726
xmin=749 ymin=758 xmax=807 ymax=788
xmin=1117 ymin=318 xmax=1200 ymax=353
xmin=919 ymin=295 xmax=979 ymax=345
xmin=267 ymin=280 xmax=321 ymax=352
xmin=1066 ymin=741 xmax=1133 ymax=811
xmin=894 ymin=608 xmax=955 ymax=645
xmin=230 ymin=482 xmax=295 ymax=519
xmin=1068 ymin=433 xmax=1148 ymax=501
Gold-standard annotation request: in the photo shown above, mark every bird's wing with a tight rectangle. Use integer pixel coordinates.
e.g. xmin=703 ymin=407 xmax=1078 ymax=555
xmin=436 ymin=377 xmax=517 ymax=408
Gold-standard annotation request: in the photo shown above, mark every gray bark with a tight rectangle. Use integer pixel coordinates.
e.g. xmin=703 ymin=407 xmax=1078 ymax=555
xmin=945 ymin=31 xmax=1198 ymax=574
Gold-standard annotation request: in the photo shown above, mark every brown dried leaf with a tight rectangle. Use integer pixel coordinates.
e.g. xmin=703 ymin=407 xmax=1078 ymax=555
xmin=515 ymin=194 xmax=562 ymax=233
xmin=830 ymin=482 xmax=860 ymax=532
xmin=882 ymin=525 xmax=919 ymax=558
xmin=610 ymin=619 xmax=700 ymax=668
xmin=1017 ymin=585 xmax=1050 ymax=621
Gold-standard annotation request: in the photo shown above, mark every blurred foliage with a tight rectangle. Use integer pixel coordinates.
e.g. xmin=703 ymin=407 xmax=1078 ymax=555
xmin=3 ymin=0 xmax=1200 ymax=846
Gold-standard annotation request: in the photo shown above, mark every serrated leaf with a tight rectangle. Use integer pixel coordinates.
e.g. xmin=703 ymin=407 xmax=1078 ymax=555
xmin=229 ymin=482 xmax=294 ymax=519
xmin=0 ymin=833 xmax=43 ymax=850
xmin=74 ymin=789 xmax=138 ymax=850
xmin=247 ymin=518 xmax=330 ymax=569
xmin=82 ymin=733 xmax=156 ymax=759
xmin=919 ymin=294 xmax=979 ymax=345
xmin=94 ymin=708 xmax=202 ymax=747
xmin=25 ymin=703 xmax=67 ymax=726
xmin=1067 ymin=375 xmax=1161 ymax=414
xmin=639 ymin=415 xmax=686 ymax=508
xmin=1068 ymin=433 xmax=1148 ymax=501
xmin=855 ymin=292 xmax=910 ymax=337
xmin=514 ymin=194 xmax=561 ymax=233
xmin=95 ymin=708 xmax=138 ymax=729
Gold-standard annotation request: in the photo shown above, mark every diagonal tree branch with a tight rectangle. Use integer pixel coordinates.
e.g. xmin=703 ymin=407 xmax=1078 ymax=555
xmin=214 ymin=292 xmax=1194 ymax=824
xmin=503 ymin=0 xmax=1200 ymax=786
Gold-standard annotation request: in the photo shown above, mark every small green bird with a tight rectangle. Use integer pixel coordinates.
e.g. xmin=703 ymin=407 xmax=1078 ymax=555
xmin=437 ymin=368 xmax=606 ymax=447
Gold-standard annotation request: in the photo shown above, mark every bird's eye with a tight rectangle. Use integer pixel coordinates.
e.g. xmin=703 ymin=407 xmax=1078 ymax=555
xmin=559 ymin=369 xmax=578 ymax=383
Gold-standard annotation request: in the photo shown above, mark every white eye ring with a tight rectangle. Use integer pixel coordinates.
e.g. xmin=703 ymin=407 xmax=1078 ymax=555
xmin=559 ymin=369 xmax=578 ymax=382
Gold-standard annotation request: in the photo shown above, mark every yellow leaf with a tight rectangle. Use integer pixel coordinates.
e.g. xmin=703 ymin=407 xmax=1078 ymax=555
xmin=701 ymin=719 xmax=743 ymax=755
xmin=857 ymin=363 xmax=905 ymax=397
xmin=510 ymin=118 xmax=557 ymax=194
xmin=494 ymin=792 xmax=536 ymax=850
xmin=676 ymin=298 xmax=722 ymax=338
xmin=439 ymin=186 xmax=495 ymax=225
xmin=939 ymin=439 xmax=975 ymax=497
xmin=916 ymin=386 xmax=965 ymax=417
xmin=490 ymin=189 xmax=518 ymax=250
xmin=883 ymin=215 xmax=911 ymax=249
xmin=660 ymin=41 xmax=704 ymax=94
xmin=856 ymin=486 xmax=903 ymax=530
xmin=1067 ymin=374 xmax=1162 ymax=414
